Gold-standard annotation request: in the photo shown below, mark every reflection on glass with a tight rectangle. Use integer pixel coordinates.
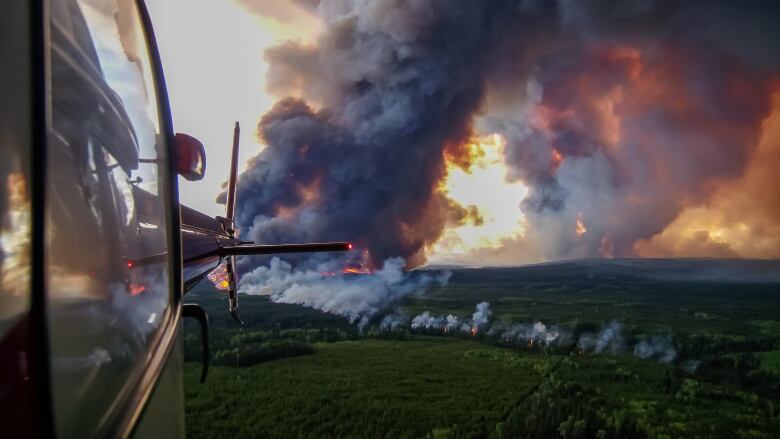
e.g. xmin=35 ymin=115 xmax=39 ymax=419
xmin=46 ymin=0 xmax=171 ymax=436
xmin=0 ymin=166 xmax=31 ymax=336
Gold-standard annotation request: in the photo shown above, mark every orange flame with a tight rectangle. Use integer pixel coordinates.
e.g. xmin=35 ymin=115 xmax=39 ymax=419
xmin=342 ymin=266 xmax=372 ymax=275
xmin=551 ymin=149 xmax=563 ymax=167
xmin=341 ymin=248 xmax=373 ymax=275
xmin=575 ymin=212 xmax=587 ymax=237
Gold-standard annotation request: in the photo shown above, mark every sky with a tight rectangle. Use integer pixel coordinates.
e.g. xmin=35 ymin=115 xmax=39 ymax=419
xmin=147 ymin=0 xmax=320 ymax=217
xmin=148 ymin=0 xmax=780 ymax=268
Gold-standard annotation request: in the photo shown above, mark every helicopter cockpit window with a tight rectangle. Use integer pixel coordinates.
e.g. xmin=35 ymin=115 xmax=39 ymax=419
xmin=45 ymin=0 xmax=174 ymax=435
xmin=0 ymin=16 xmax=32 ymax=344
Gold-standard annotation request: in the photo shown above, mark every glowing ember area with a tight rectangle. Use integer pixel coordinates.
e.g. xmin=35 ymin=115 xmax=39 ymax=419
xmin=342 ymin=249 xmax=373 ymax=275
xmin=551 ymin=149 xmax=563 ymax=167
xmin=207 ymin=263 xmax=230 ymax=291
xmin=575 ymin=213 xmax=587 ymax=237
xmin=635 ymin=89 xmax=780 ymax=259
xmin=342 ymin=266 xmax=373 ymax=275
xmin=428 ymin=134 xmax=528 ymax=261
xmin=470 ymin=326 xmax=478 ymax=337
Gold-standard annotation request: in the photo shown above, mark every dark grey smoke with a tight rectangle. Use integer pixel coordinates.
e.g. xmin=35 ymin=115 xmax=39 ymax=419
xmin=227 ymin=1 xmax=556 ymax=268
xmin=479 ymin=0 xmax=779 ymax=260
xmin=229 ymin=0 xmax=780 ymax=267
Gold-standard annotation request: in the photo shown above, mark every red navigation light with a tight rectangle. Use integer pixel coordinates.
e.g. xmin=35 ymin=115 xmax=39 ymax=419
xmin=348 ymin=243 xmax=353 ymax=250
xmin=126 ymin=261 xmax=134 ymax=269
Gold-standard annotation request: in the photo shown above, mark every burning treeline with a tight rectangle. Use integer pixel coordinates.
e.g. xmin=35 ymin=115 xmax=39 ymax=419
xmin=227 ymin=0 xmax=780 ymax=271
xmin=382 ymin=302 xmax=678 ymax=365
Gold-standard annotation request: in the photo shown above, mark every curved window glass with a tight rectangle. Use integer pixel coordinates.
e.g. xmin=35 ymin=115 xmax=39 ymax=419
xmin=0 ymin=0 xmax=32 ymax=361
xmin=46 ymin=0 xmax=173 ymax=435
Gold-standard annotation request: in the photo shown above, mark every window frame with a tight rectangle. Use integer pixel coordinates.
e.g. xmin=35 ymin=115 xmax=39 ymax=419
xmin=37 ymin=0 xmax=184 ymax=436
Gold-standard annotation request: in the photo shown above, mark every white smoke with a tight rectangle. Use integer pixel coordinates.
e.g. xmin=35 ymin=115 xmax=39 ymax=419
xmin=471 ymin=302 xmax=492 ymax=330
xmin=445 ymin=314 xmax=462 ymax=332
xmin=385 ymin=304 xmax=679 ymax=364
xmin=502 ymin=321 xmax=570 ymax=346
xmin=379 ymin=311 xmax=408 ymax=331
xmin=410 ymin=311 xmax=445 ymax=330
xmin=577 ymin=321 xmax=626 ymax=354
xmin=239 ymin=257 xmax=451 ymax=328
xmin=633 ymin=335 xmax=677 ymax=363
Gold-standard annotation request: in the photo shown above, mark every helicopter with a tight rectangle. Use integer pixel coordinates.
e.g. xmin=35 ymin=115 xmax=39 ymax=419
xmin=0 ymin=0 xmax=349 ymax=437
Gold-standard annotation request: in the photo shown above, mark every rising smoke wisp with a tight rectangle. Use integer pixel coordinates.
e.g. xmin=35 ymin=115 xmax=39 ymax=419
xmin=403 ymin=302 xmax=675 ymax=363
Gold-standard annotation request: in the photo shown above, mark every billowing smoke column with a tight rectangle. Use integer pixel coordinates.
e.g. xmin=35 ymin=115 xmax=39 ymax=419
xmin=471 ymin=301 xmax=492 ymax=332
xmin=477 ymin=1 xmax=780 ymax=261
xmin=230 ymin=0 xmax=780 ymax=267
xmin=239 ymin=257 xmax=450 ymax=328
xmin=229 ymin=1 xmax=537 ymax=269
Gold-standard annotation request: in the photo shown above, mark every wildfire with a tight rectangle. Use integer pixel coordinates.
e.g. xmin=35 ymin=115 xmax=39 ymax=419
xmin=341 ymin=248 xmax=373 ymax=275
xmin=635 ymin=88 xmax=780 ymax=259
xmin=428 ymin=134 xmax=528 ymax=260
xmin=575 ymin=212 xmax=587 ymax=237
xmin=551 ymin=149 xmax=563 ymax=167
xmin=207 ymin=262 xmax=230 ymax=290
xmin=342 ymin=266 xmax=372 ymax=275
xmin=470 ymin=326 xmax=478 ymax=337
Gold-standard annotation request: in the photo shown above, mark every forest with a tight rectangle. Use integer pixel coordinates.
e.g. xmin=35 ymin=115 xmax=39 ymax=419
xmin=182 ymin=259 xmax=780 ymax=438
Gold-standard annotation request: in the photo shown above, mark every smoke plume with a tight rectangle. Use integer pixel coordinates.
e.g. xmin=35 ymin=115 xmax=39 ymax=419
xmin=239 ymin=257 xmax=449 ymax=328
xmin=385 ymin=303 xmax=676 ymax=363
xmin=471 ymin=301 xmax=492 ymax=330
xmin=379 ymin=311 xmax=408 ymax=331
xmin=577 ymin=321 xmax=626 ymax=354
xmin=501 ymin=321 xmax=570 ymax=346
xmin=410 ymin=311 xmax=444 ymax=331
xmin=229 ymin=1 xmax=536 ymax=268
xmin=633 ymin=335 xmax=676 ymax=363
xmin=231 ymin=1 xmax=780 ymax=267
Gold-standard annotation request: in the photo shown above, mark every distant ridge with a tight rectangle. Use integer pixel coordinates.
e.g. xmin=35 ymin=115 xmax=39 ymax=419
xmin=421 ymin=258 xmax=780 ymax=283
